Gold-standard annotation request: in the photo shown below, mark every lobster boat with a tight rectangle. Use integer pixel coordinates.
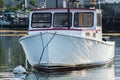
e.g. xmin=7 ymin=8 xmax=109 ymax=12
xmin=19 ymin=4 xmax=115 ymax=72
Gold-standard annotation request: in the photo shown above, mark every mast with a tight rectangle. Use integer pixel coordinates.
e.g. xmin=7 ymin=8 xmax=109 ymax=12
xmin=67 ymin=0 xmax=70 ymax=29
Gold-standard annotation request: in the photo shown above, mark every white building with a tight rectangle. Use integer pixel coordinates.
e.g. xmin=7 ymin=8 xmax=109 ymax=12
xmin=35 ymin=0 xmax=120 ymax=8
xmin=105 ymin=0 xmax=120 ymax=3
xmin=35 ymin=0 xmax=85 ymax=8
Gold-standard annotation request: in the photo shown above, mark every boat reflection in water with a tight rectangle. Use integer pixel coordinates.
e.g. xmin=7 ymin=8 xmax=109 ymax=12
xmin=26 ymin=65 xmax=115 ymax=80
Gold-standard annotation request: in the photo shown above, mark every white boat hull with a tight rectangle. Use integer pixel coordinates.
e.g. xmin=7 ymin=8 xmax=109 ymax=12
xmin=20 ymin=32 xmax=115 ymax=68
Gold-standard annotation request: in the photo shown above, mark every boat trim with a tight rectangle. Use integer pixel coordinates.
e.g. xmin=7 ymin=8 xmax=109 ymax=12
xmin=31 ymin=8 xmax=96 ymax=11
xmin=33 ymin=58 xmax=113 ymax=72
xmin=29 ymin=28 xmax=101 ymax=32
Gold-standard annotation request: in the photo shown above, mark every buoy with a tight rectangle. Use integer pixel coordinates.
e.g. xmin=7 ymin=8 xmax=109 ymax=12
xmin=13 ymin=65 xmax=27 ymax=74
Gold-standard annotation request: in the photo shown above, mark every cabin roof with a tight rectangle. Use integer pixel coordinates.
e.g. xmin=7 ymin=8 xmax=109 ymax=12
xmin=31 ymin=8 xmax=96 ymax=11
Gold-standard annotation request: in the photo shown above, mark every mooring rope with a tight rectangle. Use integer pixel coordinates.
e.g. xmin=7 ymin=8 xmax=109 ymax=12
xmin=38 ymin=32 xmax=56 ymax=65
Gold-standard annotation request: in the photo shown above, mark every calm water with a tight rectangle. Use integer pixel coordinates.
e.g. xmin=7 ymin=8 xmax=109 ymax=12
xmin=0 ymin=30 xmax=120 ymax=80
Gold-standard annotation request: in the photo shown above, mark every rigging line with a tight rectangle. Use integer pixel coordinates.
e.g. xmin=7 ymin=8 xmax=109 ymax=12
xmin=40 ymin=32 xmax=44 ymax=48
xmin=38 ymin=32 xmax=45 ymax=65
xmin=38 ymin=32 xmax=56 ymax=64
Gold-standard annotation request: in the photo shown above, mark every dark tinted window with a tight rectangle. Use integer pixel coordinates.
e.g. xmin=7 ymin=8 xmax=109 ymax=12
xmin=97 ymin=13 xmax=102 ymax=27
xmin=53 ymin=13 xmax=72 ymax=27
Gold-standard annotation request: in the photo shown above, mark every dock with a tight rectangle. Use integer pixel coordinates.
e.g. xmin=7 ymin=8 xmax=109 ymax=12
xmin=103 ymin=33 xmax=120 ymax=36
xmin=0 ymin=72 xmax=26 ymax=79
xmin=0 ymin=30 xmax=120 ymax=36
xmin=0 ymin=30 xmax=27 ymax=36
xmin=0 ymin=72 xmax=14 ymax=79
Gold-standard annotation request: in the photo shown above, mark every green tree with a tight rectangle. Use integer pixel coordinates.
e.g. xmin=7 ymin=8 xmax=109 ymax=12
xmin=29 ymin=0 xmax=35 ymax=6
xmin=0 ymin=0 xmax=4 ymax=8
xmin=11 ymin=0 xmax=15 ymax=2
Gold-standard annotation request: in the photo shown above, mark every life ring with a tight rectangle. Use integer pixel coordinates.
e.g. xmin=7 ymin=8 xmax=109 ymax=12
xmin=3 ymin=17 xmax=7 ymax=21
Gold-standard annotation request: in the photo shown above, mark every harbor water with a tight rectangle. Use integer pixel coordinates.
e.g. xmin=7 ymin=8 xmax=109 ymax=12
xmin=0 ymin=29 xmax=120 ymax=80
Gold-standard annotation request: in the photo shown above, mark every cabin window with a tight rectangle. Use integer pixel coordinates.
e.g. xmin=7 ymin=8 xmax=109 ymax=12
xmin=97 ymin=13 xmax=102 ymax=27
xmin=53 ymin=13 xmax=72 ymax=27
xmin=74 ymin=12 xmax=93 ymax=27
xmin=31 ymin=13 xmax=51 ymax=28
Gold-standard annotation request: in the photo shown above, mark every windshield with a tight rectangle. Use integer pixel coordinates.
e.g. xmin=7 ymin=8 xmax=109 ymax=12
xmin=31 ymin=13 xmax=52 ymax=28
xmin=74 ymin=12 xmax=94 ymax=27
xmin=31 ymin=12 xmax=94 ymax=28
xmin=53 ymin=13 xmax=72 ymax=28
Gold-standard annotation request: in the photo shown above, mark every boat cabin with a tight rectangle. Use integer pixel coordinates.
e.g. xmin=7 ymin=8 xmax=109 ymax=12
xmin=28 ymin=8 xmax=102 ymax=40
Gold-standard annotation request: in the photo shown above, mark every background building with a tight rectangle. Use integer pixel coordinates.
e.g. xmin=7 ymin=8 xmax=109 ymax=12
xmin=105 ymin=0 xmax=120 ymax=3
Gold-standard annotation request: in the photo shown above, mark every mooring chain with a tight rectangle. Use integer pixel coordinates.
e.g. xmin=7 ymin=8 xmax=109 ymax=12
xmin=38 ymin=32 xmax=56 ymax=65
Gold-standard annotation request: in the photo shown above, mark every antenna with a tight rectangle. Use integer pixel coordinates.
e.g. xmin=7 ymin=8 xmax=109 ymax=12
xmin=25 ymin=0 xmax=27 ymax=9
xmin=44 ymin=0 xmax=47 ymax=8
